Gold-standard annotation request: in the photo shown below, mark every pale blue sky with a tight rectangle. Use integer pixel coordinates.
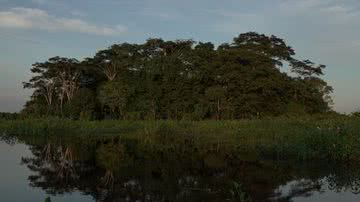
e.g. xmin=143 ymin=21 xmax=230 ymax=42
xmin=0 ymin=0 xmax=359 ymax=113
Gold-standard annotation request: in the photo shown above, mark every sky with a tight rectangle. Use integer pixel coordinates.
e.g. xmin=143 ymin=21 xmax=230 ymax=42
xmin=0 ymin=0 xmax=359 ymax=113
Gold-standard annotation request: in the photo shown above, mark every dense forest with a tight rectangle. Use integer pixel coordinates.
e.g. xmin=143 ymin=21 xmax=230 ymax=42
xmin=22 ymin=32 xmax=334 ymax=120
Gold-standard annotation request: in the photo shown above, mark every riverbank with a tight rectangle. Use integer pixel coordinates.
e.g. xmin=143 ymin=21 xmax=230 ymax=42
xmin=1 ymin=116 xmax=360 ymax=162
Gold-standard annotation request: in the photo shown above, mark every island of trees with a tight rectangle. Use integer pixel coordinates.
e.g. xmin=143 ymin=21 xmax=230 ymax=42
xmin=1 ymin=33 xmax=360 ymax=199
xmin=21 ymin=32 xmax=334 ymax=120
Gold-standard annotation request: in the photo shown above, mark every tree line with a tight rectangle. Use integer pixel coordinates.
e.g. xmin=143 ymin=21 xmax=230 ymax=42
xmin=22 ymin=32 xmax=334 ymax=120
xmin=0 ymin=112 xmax=19 ymax=120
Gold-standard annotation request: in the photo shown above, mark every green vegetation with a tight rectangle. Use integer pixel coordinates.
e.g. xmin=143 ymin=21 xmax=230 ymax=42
xmin=0 ymin=112 xmax=19 ymax=120
xmin=1 ymin=29 xmax=359 ymax=202
xmin=12 ymin=124 xmax=359 ymax=201
xmin=21 ymin=32 xmax=333 ymax=120
xmin=230 ymin=182 xmax=252 ymax=202
xmin=2 ymin=31 xmax=358 ymax=187
xmin=352 ymin=110 xmax=360 ymax=117
xmin=1 ymin=116 xmax=360 ymax=162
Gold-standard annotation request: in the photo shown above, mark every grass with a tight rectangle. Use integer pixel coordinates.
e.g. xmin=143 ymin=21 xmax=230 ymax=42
xmin=1 ymin=116 xmax=360 ymax=162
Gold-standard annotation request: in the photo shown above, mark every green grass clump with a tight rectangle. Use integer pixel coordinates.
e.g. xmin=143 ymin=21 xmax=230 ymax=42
xmin=1 ymin=116 xmax=360 ymax=162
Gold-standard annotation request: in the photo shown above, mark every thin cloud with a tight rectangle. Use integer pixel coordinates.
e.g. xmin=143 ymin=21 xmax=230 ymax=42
xmin=0 ymin=32 xmax=43 ymax=45
xmin=71 ymin=10 xmax=87 ymax=17
xmin=279 ymin=0 xmax=328 ymax=13
xmin=138 ymin=7 xmax=184 ymax=21
xmin=320 ymin=5 xmax=360 ymax=23
xmin=31 ymin=0 xmax=48 ymax=4
xmin=211 ymin=0 xmax=360 ymax=33
xmin=279 ymin=0 xmax=360 ymax=20
xmin=0 ymin=7 xmax=127 ymax=36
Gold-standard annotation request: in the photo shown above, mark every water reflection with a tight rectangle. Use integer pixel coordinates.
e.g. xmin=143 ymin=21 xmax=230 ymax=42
xmin=2 ymin=135 xmax=360 ymax=202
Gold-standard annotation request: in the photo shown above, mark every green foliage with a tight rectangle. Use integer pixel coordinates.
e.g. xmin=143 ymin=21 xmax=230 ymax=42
xmin=22 ymin=32 xmax=333 ymax=120
xmin=230 ymin=182 xmax=252 ymax=202
xmin=285 ymin=102 xmax=307 ymax=116
xmin=79 ymin=111 xmax=94 ymax=121
xmin=1 ymin=116 xmax=360 ymax=162
xmin=352 ymin=111 xmax=360 ymax=117
xmin=63 ymin=88 xmax=97 ymax=120
xmin=97 ymin=81 xmax=132 ymax=119
xmin=96 ymin=143 xmax=129 ymax=172
xmin=0 ymin=112 xmax=19 ymax=120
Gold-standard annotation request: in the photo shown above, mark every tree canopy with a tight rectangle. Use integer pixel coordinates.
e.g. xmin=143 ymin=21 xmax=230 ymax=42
xmin=22 ymin=32 xmax=333 ymax=120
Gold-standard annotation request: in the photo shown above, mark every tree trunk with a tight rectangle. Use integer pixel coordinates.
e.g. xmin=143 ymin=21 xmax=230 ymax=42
xmin=217 ymin=99 xmax=221 ymax=120
xmin=151 ymin=100 xmax=156 ymax=120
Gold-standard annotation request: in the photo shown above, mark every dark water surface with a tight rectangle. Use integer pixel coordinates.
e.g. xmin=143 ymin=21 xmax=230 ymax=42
xmin=0 ymin=135 xmax=359 ymax=202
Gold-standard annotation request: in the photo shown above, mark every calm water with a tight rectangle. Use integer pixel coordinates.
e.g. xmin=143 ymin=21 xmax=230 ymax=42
xmin=0 ymin=135 xmax=359 ymax=202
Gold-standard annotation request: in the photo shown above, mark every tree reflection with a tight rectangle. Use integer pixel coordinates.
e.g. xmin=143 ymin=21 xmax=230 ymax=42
xmin=21 ymin=142 xmax=99 ymax=197
xmin=273 ymin=179 xmax=323 ymax=201
xmin=327 ymin=174 xmax=360 ymax=194
xmin=15 ymin=136 xmax=360 ymax=202
xmin=95 ymin=141 xmax=131 ymax=189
